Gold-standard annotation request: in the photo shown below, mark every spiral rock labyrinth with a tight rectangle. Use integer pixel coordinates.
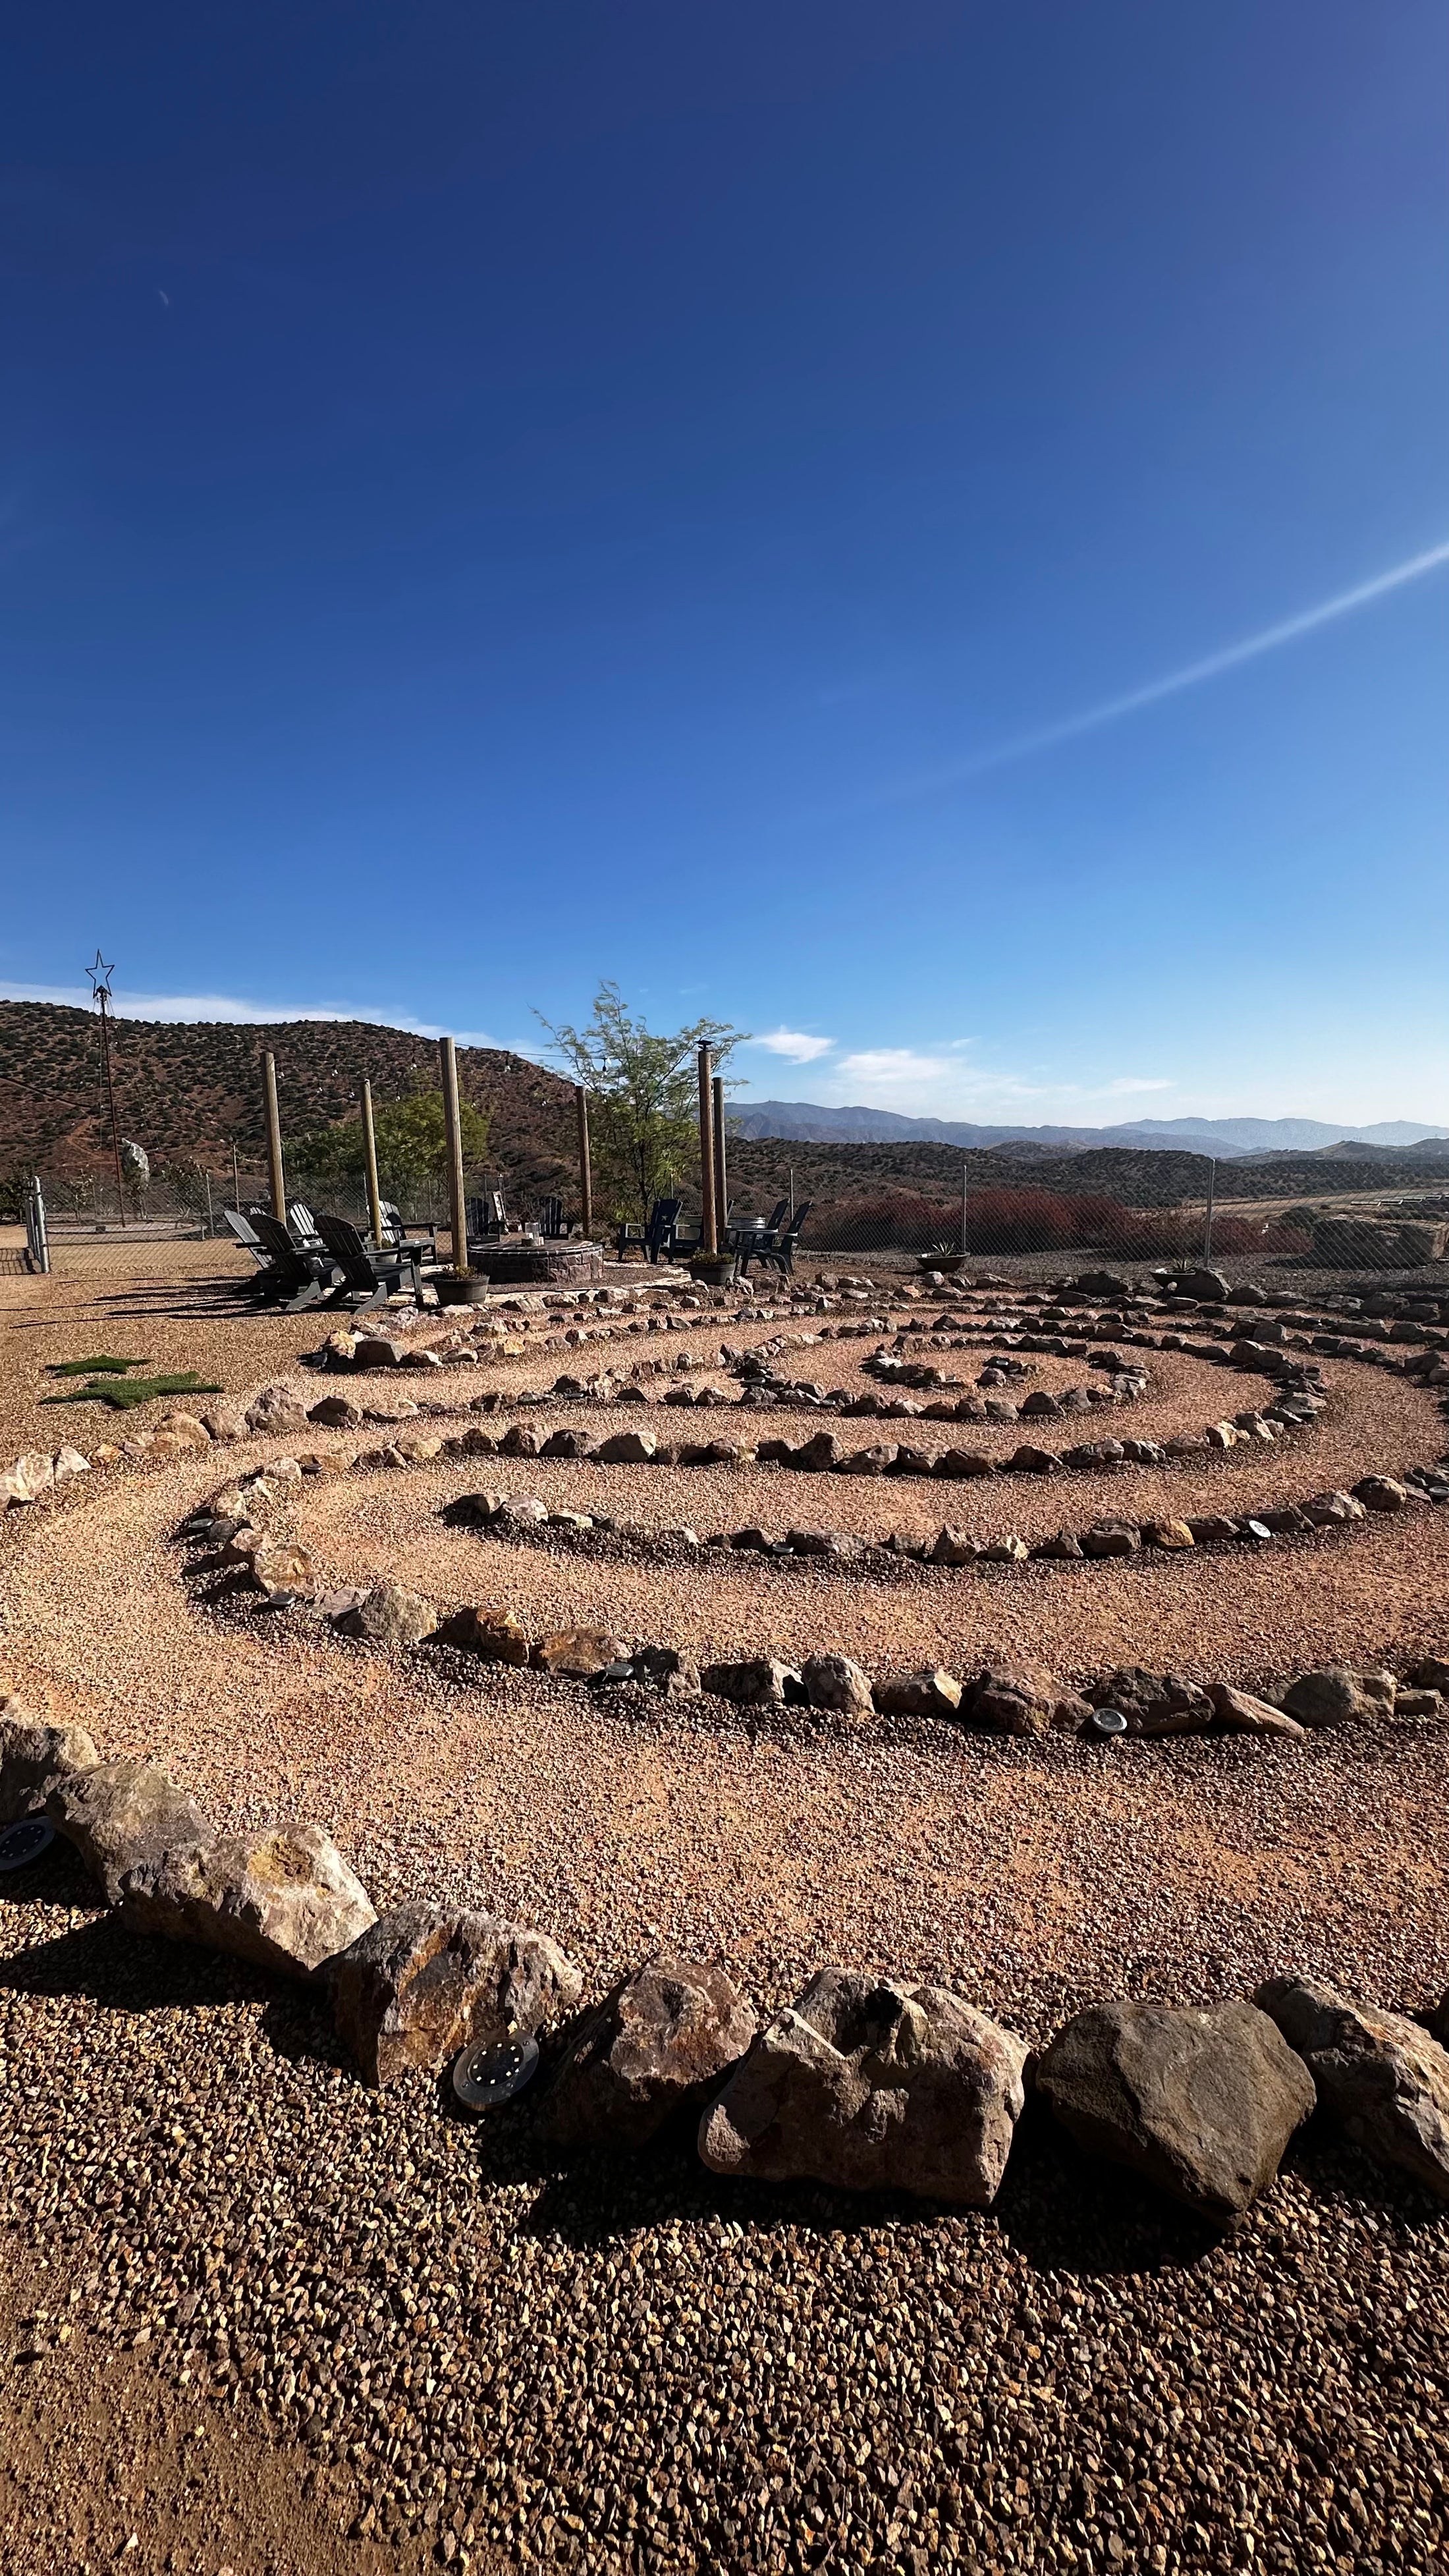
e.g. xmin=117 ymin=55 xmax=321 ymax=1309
xmin=6 ymin=1259 xmax=1449 ymax=2574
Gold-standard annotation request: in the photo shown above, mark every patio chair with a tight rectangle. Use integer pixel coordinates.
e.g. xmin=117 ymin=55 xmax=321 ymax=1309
xmin=377 ymin=1199 xmax=437 ymax=1258
xmin=287 ymin=1201 xmax=330 ymax=1255
xmin=313 ymin=1211 xmax=422 ymax=1308
xmin=536 ymin=1195 xmax=565 ymax=1239
xmin=466 ymin=1190 xmax=510 ymax=1248
xmin=733 ymin=1199 xmax=790 ymax=1274
xmin=246 ymin=1209 xmax=334 ymax=1311
xmin=753 ymin=1201 xmax=812 ymax=1279
xmin=222 ymin=1208 xmax=270 ymax=1270
xmin=615 ymin=1197 xmax=684 ymax=1262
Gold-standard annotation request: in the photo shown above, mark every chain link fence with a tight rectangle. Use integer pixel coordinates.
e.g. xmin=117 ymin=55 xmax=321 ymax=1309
xmin=765 ymin=1165 xmax=1449 ymax=1291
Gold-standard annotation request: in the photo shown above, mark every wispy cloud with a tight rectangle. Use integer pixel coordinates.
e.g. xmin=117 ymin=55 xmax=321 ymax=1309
xmin=889 ymin=534 xmax=1449 ymax=799
xmin=1097 ymin=1076 xmax=1175 ymax=1097
xmin=753 ymin=1028 xmax=835 ymax=1063
xmin=0 ymin=980 xmax=497 ymax=1046
xmin=835 ymin=1048 xmax=958 ymax=1088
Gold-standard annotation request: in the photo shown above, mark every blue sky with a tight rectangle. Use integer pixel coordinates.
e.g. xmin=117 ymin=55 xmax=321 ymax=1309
xmin=3 ymin=1 xmax=1446 ymax=1123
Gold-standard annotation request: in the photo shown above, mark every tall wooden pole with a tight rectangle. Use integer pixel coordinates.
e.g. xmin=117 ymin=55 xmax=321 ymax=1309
xmin=711 ymin=1074 xmax=728 ymax=1241
xmin=439 ymin=1035 xmax=470 ymax=1274
xmin=574 ymin=1085 xmax=593 ymax=1241
xmin=696 ymin=1043 xmax=717 ymax=1257
xmin=263 ymin=1051 xmax=287 ymax=1220
xmin=361 ymin=1078 xmax=385 ymax=1245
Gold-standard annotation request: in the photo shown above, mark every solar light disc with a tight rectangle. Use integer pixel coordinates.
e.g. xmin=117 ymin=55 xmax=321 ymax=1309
xmin=452 ymin=2031 xmax=541 ymax=2110
xmin=1085 ymin=1707 xmax=1128 ymax=1739
xmin=0 ymin=1816 xmax=56 ymax=1871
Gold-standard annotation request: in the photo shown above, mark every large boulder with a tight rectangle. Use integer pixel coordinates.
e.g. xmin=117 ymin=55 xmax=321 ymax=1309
xmin=120 ymin=1823 xmax=375 ymax=1977
xmin=543 ymin=1954 xmax=757 ymax=2151
xmin=799 ymin=1654 xmax=874 ymax=1719
xmin=969 ymin=1662 xmax=1056 ymax=1736
xmin=1174 ymin=1269 xmax=1231 ymax=1302
xmin=700 ymin=1658 xmax=803 ymax=1710
xmin=335 ymin=1582 xmax=437 ymax=1651
xmin=1207 ymin=1684 xmax=1307 ymax=1740
xmin=1035 ymin=2000 xmax=1315 ymax=2220
xmin=244 ymin=1383 xmax=312 ymax=1439
xmin=1087 ymin=1670 xmax=1215 ymax=1739
xmin=531 ymin=1628 xmax=630 ymax=1678
xmin=1 ymin=1452 xmax=55 ymax=1508
xmin=0 ymin=1714 xmax=100 ymax=1824
xmin=1255 ymin=1976 xmax=1449 ymax=2202
xmin=329 ymin=1902 xmax=583 ymax=2087
xmin=46 ymin=1761 xmax=213 ymax=1905
xmin=699 ymin=1971 xmax=1027 ymax=2205
xmin=248 ymin=1533 xmax=319 ymax=1602
xmin=434 ymin=1604 xmax=532 ymax=1665
xmin=1281 ymin=1667 xmax=1372 ymax=1727
xmin=873 ymin=1668 xmax=964 ymax=1721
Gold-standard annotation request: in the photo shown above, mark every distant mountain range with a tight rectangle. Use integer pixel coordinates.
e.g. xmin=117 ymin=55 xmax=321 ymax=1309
xmin=726 ymin=1102 xmax=1449 ymax=1159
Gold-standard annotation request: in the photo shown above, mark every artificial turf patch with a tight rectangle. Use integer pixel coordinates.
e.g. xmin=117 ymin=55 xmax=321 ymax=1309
xmin=47 ymin=1354 xmax=151 ymax=1377
xmin=42 ymin=1371 xmax=223 ymax=1411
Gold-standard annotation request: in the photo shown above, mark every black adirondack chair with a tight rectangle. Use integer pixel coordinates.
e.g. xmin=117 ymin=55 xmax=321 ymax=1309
xmin=732 ymin=1199 xmax=790 ymax=1274
xmin=466 ymin=1190 xmax=510 ymax=1244
xmin=754 ymin=1201 xmax=811 ymax=1278
xmin=378 ymin=1199 xmax=437 ymax=1257
xmin=615 ymin=1197 xmax=684 ymax=1262
xmin=246 ymin=1209 xmax=331 ymax=1310
xmin=223 ymin=1208 xmax=269 ymax=1269
xmin=288 ymin=1201 xmax=330 ymax=1255
xmin=536 ymin=1195 xmax=566 ymax=1239
xmin=313 ymin=1211 xmax=421 ymax=1307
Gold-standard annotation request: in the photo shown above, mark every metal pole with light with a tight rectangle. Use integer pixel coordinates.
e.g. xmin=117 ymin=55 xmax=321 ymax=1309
xmin=87 ymin=952 xmax=128 ymax=1225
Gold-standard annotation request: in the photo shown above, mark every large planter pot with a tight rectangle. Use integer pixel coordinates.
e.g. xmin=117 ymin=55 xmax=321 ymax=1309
xmin=688 ymin=1253 xmax=737 ymax=1288
xmin=435 ymin=1271 xmax=493 ymax=1305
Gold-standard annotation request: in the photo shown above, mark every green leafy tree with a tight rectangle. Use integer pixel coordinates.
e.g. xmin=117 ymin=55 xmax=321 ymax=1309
xmin=292 ymin=1089 xmax=491 ymax=1209
xmin=536 ymin=983 xmax=746 ymax=1224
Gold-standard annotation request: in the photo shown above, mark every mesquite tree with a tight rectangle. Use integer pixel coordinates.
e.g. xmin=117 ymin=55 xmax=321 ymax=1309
xmin=537 ymin=983 xmax=746 ymax=1225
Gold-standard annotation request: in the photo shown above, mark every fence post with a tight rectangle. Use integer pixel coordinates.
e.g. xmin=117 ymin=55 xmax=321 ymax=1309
xmin=1203 ymin=1159 xmax=1217 ymax=1262
xmin=26 ymin=1176 xmax=49 ymax=1273
xmin=204 ymin=1170 xmax=215 ymax=1238
xmin=962 ymin=1161 xmax=968 ymax=1258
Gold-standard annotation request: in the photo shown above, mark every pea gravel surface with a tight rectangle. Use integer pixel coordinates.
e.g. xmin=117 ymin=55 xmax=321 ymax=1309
xmin=3 ymin=1249 xmax=1449 ymax=2572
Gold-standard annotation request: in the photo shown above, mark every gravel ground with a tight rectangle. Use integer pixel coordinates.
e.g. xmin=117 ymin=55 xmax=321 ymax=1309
xmin=3 ymin=1246 xmax=1449 ymax=2573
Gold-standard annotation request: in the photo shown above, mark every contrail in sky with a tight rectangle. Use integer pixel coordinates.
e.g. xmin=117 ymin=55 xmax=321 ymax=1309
xmin=902 ymin=534 xmax=1449 ymax=794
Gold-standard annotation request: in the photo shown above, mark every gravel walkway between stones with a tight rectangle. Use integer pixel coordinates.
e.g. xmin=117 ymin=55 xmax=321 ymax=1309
xmin=4 ymin=1250 xmax=1449 ymax=2572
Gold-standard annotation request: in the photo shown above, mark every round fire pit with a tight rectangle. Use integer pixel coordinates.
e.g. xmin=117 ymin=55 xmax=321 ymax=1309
xmin=459 ymin=1239 xmax=605 ymax=1289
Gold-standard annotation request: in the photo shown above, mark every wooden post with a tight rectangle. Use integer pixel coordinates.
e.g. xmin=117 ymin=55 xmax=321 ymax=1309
xmin=439 ymin=1034 xmax=470 ymax=1274
xmin=231 ymin=1140 xmax=240 ymax=1208
xmin=697 ymin=1043 xmax=718 ymax=1257
xmin=712 ymin=1074 xmax=728 ymax=1241
xmin=575 ymin=1084 xmax=593 ymax=1240
xmin=361 ymin=1078 xmax=385 ymax=1246
xmin=962 ymin=1160 xmax=969 ymax=1258
xmin=1203 ymin=1159 xmax=1217 ymax=1263
xmin=263 ymin=1051 xmax=287 ymax=1220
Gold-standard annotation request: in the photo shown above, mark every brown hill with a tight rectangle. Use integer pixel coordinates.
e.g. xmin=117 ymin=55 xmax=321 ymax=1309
xmin=0 ymin=1002 xmax=575 ymax=1194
